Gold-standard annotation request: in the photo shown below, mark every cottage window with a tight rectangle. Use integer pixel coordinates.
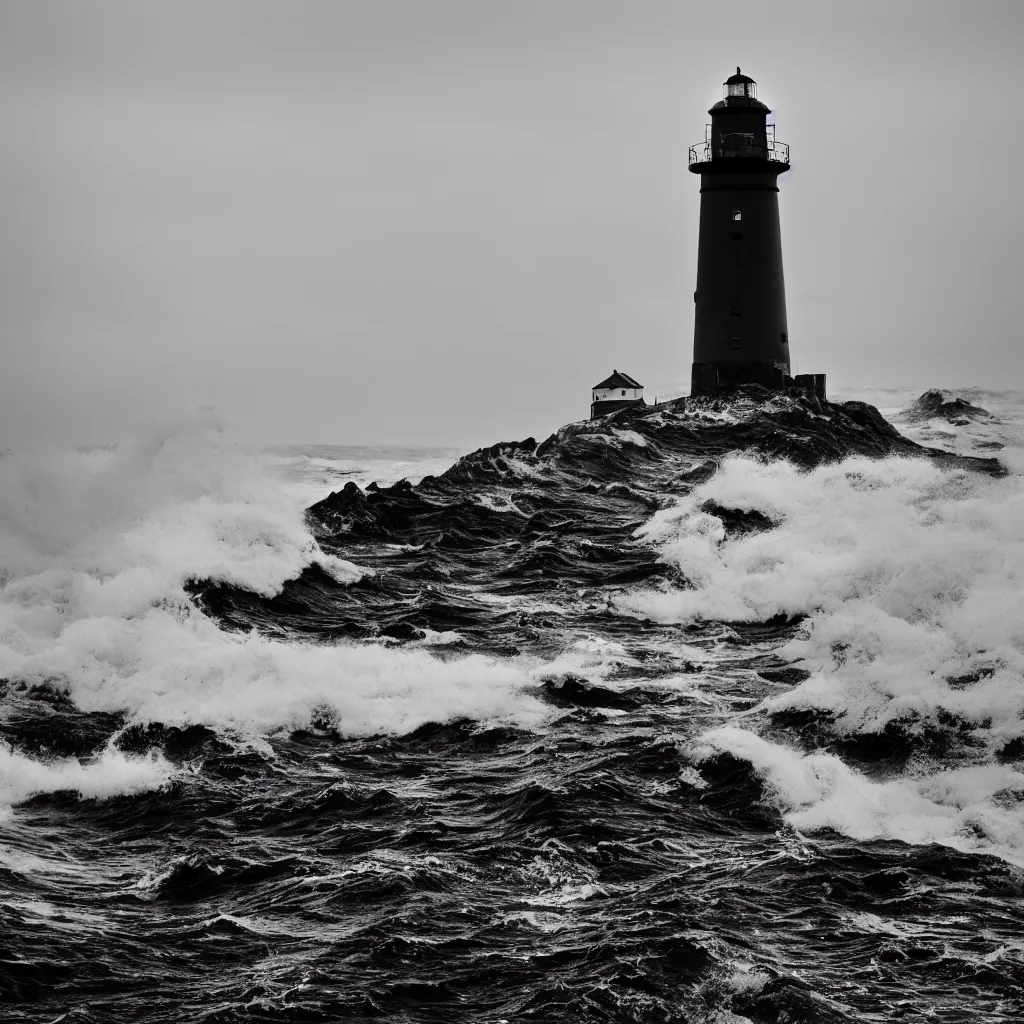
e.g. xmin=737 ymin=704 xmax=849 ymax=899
xmin=621 ymin=390 xmax=626 ymax=396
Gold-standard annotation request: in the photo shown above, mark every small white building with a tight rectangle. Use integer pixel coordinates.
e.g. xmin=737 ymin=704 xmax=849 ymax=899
xmin=591 ymin=369 xmax=645 ymax=419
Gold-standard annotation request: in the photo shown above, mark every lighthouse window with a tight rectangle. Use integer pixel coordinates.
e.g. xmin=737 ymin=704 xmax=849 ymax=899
xmin=732 ymin=232 xmax=743 ymax=241
xmin=732 ymin=338 xmax=741 ymax=349
xmin=781 ymin=332 xmax=788 ymax=345
xmin=732 ymin=210 xmax=742 ymax=221
xmin=732 ymin=306 xmax=742 ymax=318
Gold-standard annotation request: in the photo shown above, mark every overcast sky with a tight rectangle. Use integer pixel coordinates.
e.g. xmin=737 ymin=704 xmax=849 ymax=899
xmin=1 ymin=0 xmax=1021 ymax=448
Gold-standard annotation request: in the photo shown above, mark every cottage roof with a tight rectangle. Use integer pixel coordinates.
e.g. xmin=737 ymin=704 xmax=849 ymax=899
xmin=592 ymin=369 xmax=643 ymax=390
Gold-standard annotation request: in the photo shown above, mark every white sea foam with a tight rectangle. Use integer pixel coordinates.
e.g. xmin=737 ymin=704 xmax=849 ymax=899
xmin=611 ymin=429 xmax=649 ymax=448
xmin=473 ymin=492 xmax=524 ymax=514
xmin=689 ymin=727 xmax=1024 ymax=864
xmin=0 ymin=422 xmax=547 ymax=762
xmin=623 ymin=398 xmax=1024 ymax=861
xmin=619 ymin=446 xmax=1024 ymax=745
xmin=0 ymin=744 xmax=173 ymax=815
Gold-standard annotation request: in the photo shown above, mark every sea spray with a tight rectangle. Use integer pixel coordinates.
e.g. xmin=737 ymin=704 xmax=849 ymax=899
xmin=0 ymin=423 xmax=545 ymax=743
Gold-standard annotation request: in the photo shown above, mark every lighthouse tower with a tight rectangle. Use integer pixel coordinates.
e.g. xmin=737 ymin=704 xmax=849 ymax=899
xmin=689 ymin=69 xmax=824 ymax=398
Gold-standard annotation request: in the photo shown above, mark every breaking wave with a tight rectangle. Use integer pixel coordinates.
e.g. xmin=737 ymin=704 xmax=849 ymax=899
xmin=0 ymin=420 xmax=544 ymax=749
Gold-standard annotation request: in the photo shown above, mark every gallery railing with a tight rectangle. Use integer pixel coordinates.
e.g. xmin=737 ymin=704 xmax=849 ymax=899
xmin=688 ymin=140 xmax=790 ymax=167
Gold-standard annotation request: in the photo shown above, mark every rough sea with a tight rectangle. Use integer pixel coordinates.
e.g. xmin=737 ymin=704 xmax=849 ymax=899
xmin=2 ymin=385 xmax=1024 ymax=1022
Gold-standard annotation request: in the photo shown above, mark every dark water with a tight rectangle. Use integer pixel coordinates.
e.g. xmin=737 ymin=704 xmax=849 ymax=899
xmin=3 ymin=387 xmax=1024 ymax=1022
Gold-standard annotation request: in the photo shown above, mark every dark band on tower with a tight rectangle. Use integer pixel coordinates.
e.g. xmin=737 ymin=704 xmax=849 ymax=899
xmin=689 ymin=69 xmax=825 ymax=398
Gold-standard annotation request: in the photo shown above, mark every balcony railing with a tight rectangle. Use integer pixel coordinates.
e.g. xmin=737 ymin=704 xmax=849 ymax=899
xmin=688 ymin=140 xmax=790 ymax=167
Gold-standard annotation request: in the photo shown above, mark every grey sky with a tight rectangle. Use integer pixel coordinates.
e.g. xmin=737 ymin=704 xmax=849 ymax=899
xmin=1 ymin=0 xmax=1021 ymax=447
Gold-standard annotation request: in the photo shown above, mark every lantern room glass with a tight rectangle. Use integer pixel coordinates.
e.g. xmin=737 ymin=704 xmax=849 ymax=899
xmin=726 ymin=81 xmax=756 ymax=99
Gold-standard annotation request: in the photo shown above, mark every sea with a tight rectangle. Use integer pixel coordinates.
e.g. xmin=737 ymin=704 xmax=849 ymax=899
xmin=2 ymin=385 xmax=1024 ymax=1022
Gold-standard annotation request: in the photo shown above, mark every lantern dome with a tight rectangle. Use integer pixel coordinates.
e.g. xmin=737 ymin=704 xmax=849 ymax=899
xmin=724 ymin=67 xmax=757 ymax=100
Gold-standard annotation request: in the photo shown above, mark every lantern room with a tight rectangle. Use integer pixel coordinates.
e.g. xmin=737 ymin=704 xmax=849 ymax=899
xmin=724 ymin=68 xmax=757 ymax=100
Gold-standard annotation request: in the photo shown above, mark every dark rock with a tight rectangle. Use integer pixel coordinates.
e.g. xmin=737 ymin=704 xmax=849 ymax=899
xmin=905 ymin=389 xmax=991 ymax=423
xmin=190 ymin=387 xmax=1004 ymax=654
xmin=700 ymin=499 xmax=777 ymax=538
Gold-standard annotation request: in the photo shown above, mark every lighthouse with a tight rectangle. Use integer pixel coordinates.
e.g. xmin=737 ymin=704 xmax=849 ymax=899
xmin=689 ymin=69 xmax=824 ymax=398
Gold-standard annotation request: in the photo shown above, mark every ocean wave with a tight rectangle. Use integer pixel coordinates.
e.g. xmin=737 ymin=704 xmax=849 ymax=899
xmin=619 ymin=447 xmax=1024 ymax=751
xmin=4 ymin=383 xmax=1024 ymax=1021
xmin=690 ymin=726 xmax=1024 ymax=865
xmin=0 ymin=743 xmax=173 ymax=813
xmin=0 ymin=422 xmax=546 ymax=741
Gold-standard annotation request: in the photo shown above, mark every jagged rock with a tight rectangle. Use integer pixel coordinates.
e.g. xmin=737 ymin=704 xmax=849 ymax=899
xmin=905 ymin=388 xmax=991 ymax=423
xmin=194 ymin=387 xmax=1004 ymax=649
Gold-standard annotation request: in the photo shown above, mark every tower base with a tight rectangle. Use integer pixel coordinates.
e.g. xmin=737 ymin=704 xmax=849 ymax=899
xmin=691 ymin=360 xmax=789 ymax=394
xmin=691 ymin=361 xmax=826 ymax=400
